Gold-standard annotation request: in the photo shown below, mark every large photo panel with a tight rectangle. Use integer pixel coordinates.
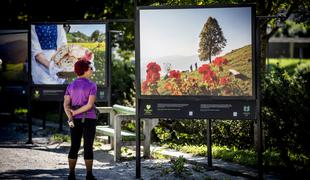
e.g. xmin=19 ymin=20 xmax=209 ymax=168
xmin=0 ymin=29 xmax=28 ymax=104
xmin=0 ymin=29 xmax=28 ymax=84
xmin=138 ymin=6 xmax=254 ymax=97
xmin=30 ymin=23 xmax=106 ymax=86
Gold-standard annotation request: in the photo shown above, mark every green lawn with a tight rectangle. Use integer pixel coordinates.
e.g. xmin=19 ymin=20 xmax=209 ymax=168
xmin=267 ymin=58 xmax=310 ymax=73
xmin=162 ymin=143 xmax=309 ymax=169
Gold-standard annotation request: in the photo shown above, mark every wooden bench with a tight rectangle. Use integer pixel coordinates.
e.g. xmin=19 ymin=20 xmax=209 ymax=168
xmin=96 ymin=105 xmax=158 ymax=162
xmin=96 ymin=125 xmax=141 ymax=141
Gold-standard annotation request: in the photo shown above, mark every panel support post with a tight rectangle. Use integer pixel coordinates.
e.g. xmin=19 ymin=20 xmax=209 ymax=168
xmin=256 ymin=16 xmax=263 ymax=180
xmin=135 ymin=0 xmax=140 ymax=177
xmin=207 ymin=119 xmax=212 ymax=167
xmin=43 ymin=111 xmax=46 ymax=130
xmin=26 ymin=93 xmax=33 ymax=144
xmin=257 ymin=110 xmax=263 ymax=179
xmin=136 ymin=116 xmax=141 ymax=178
xmin=59 ymin=101 xmax=63 ymax=131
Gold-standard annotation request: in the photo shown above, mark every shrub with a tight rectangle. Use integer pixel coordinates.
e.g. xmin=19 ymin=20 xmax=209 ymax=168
xmin=111 ymin=58 xmax=135 ymax=106
xmin=171 ymin=156 xmax=186 ymax=175
xmin=262 ymin=65 xmax=310 ymax=169
xmin=153 ymin=119 xmax=253 ymax=150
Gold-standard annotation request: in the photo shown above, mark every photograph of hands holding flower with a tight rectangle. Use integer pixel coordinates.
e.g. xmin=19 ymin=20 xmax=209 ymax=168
xmin=31 ymin=23 xmax=106 ymax=86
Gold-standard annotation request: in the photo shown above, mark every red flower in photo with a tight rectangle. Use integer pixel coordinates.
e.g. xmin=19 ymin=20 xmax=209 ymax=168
xmin=147 ymin=62 xmax=161 ymax=73
xmin=79 ymin=50 xmax=93 ymax=61
xmin=84 ymin=50 xmax=93 ymax=61
xmin=146 ymin=72 xmax=160 ymax=83
xmin=198 ymin=64 xmax=211 ymax=74
xmin=213 ymin=57 xmax=228 ymax=67
xmin=169 ymin=70 xmax=181 ymax=80
xmin=198 ymin=64 xmax=217 ymax=83
xmin=145 ymin=62 xmax=161 ymax=84
xmin=219 ymin=77 xmax=230 ymax=85
xmin=203 ymin=70 xmax=217 ymax=83
xmin=141 ymin=81 xmax=149 ymax=94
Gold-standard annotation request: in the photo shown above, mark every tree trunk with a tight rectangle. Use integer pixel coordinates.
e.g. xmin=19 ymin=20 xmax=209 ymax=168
xmin=254 ymin=20 xmax=268 ymax=151
xmin=259 ymin=23 xmax=268 ymax=74
xmin=209 ymin=45 xmax=212 ymax=64
xmin=254 ymin=121 xmax=265 ymax=151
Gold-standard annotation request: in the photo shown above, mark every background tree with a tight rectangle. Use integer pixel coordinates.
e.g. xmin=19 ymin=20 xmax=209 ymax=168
xmin=198 ymin=16 xmax=226 ymax=63
xmin=273 ymin=20 xmax=310 ymax=38
xmin=90 ymin=30 xmax=100 ymax=42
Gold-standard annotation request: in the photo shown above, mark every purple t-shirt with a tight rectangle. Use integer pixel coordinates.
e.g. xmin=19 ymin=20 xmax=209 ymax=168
xmin=65 ymin=78 xmax=97 ymax=119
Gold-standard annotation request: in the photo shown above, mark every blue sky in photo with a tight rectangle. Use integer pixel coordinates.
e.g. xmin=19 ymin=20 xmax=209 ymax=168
xmin=69 ymin=24 xmax=106 ymax=36
xmin=139 ymin=7 xmax=252 ymax=79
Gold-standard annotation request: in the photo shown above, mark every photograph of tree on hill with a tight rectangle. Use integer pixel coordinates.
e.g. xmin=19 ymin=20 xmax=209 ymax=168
xmin=139 ymin=7 xmax=253 ymax=96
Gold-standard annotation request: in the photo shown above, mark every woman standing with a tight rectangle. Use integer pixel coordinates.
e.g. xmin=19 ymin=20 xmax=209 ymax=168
xmin=63 ymin=60 xmax=97 ymax=180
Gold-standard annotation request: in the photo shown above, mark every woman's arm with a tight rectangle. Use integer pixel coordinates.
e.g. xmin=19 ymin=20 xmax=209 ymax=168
xmin=63 ymin=95 xmax=73 ymax=120
xmin=71 ymin=95 xmax=96 ymax=116
xmin=35 ymin=53 xmax=50 ymax=69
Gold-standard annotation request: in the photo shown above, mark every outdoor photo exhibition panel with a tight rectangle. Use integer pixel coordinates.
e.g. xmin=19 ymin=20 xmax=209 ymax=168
xmin=136 ymin=5 xmax=257 ymax=120
xmin=0 ymin=29 xmax=28 ymax=99
xmin=29 ymin=22 xmax=109 ymax=102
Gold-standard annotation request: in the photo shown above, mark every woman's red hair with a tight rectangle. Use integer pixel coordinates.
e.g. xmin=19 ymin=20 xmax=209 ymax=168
xmin=74 ymin=60 xmax=91 ymax=76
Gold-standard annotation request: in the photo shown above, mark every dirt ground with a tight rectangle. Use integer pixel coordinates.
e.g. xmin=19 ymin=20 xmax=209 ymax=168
xmin=0 ymin=122 xmax=248 ymax=179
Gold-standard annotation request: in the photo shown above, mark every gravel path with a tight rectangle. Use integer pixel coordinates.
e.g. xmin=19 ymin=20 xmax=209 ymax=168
xmin=0 ymin=122 xmax=248 ymax=179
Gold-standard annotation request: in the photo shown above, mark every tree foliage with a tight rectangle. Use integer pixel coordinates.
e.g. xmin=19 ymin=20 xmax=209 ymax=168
xmin=274 ymin=20 xmax=310 ymax=38
xmin=67 ymin=31 xmax=90 ymax=42
xmin=111 ymin=56 xmax=135 ymax=106
xmin=90 ymin=30 xmax=100 ymax=41
xmin=198 ymin=17 xmax=226 ymax=63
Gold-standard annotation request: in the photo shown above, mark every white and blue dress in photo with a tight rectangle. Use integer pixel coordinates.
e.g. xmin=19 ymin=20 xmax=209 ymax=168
xmin=31 ymin=24 xmax=67 ymax=84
